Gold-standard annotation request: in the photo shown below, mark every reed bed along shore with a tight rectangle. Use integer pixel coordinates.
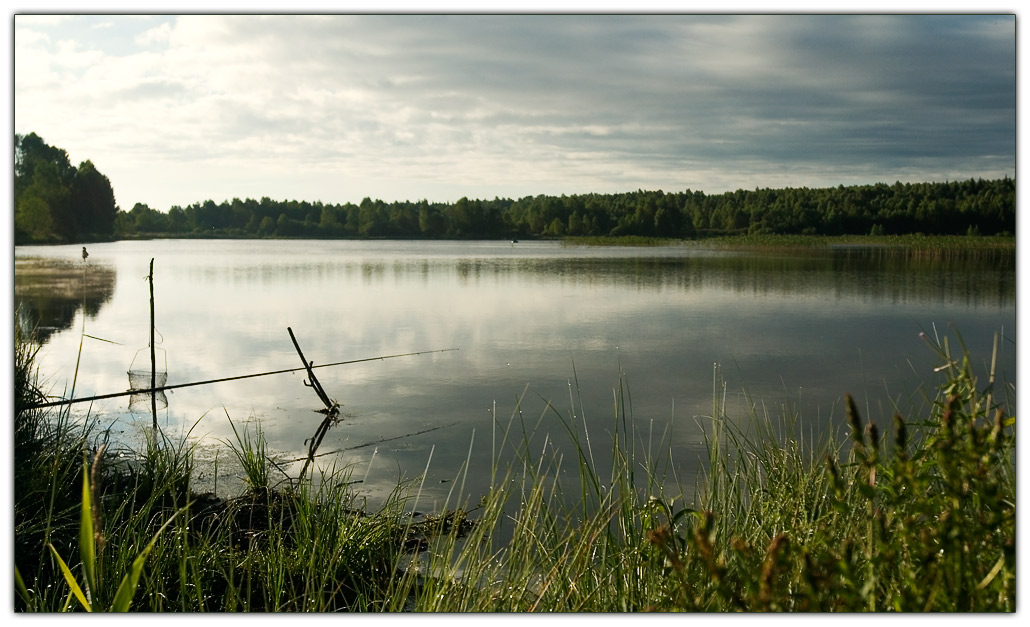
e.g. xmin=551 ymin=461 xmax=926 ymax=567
xmin=13 ymin=323 xmax=1016 ymax=612
xmin=563 ymin=233 xmax=1016 ymax=255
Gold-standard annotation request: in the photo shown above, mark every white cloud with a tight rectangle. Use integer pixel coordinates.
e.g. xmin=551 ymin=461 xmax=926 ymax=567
xmin=14 ymin=14 xmax=69 ymax=28
xmin=53 ymin=39 xmax=106 ymax=69
xmin=12 ymin=14 xmax=1016 ymax=210
xmin=136 ymin=21 xmax=173 ymax=46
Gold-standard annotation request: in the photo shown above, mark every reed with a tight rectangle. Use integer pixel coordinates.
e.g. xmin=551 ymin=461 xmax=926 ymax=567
xmin=13 ymin=323 xmax=1015 ymax=612
xmin=562 ymin=235 xmax=686 ymax=247
xmin=698 ymin=232 xmax=1015 ymax=254
xmin=562 ymin=233 xmax=1016 ymax=252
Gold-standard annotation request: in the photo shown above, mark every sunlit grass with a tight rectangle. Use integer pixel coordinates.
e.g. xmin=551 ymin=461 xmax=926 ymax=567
xmin=696 ymin=233 xmax=1016 ymax=253
xmin=13 ymin=323 xmax=1015 ymax=612
xmin=562 ymin=235 xmax=686 ymax=247
xmin=563 ymin=232 xmax=1017 ymax=251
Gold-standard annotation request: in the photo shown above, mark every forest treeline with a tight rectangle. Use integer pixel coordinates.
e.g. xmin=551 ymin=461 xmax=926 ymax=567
xmin=14 ymin=133 xmax=119 ymax=244
xmin=14 ymin=132 xmax=1015 ymax=244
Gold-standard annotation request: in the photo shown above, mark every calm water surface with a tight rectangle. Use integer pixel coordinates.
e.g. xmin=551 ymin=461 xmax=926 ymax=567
xmin=14 ymin=239 xmax=1016 ymax=511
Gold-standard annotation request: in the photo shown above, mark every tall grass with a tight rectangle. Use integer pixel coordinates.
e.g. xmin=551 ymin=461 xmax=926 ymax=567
xmin=14 ymin=323 xmax=1014 ymax=612
xmin=380 ymin=330 xmax=1015 ymax=612
xmin=698 ymin=233 xmax=1015 ymax=255
xmin=639 ymin=331 xmax=1015 ymax=611
xmin=562 ymin=235 xmax=686 ymax=247
xmin=562 ymin=233 xmax=1016 ymax=253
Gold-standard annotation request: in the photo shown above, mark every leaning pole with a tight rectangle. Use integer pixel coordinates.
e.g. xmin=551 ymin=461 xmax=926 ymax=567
xmin=149 ymin=258 xmax=157 ymax=432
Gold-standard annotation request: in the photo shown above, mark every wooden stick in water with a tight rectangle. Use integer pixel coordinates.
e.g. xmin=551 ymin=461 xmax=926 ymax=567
xmin=288 ymin=326 xmax=341 ymax=479
xmin=149 ymin=258 xmax=157 ymax=432
xmin=287 ymin=326 xmax=335 ymax=411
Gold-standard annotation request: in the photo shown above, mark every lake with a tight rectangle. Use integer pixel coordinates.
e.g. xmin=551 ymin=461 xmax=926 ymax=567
xmin=13 ymin=239 xmax=1016 ymax=513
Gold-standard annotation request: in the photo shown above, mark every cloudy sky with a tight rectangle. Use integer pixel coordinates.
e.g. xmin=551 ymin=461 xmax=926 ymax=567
xmin=11 ymin=11 xmax=1016 ymax=212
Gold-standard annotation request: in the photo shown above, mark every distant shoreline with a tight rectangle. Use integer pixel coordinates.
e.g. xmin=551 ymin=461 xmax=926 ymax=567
xmin=560 ymin=233 xmax=1017 ymax=251
xmin=15 ymin=233 xmax=1017 ymax=252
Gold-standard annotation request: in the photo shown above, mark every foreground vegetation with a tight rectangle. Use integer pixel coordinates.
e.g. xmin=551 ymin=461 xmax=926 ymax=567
xmin=13 ymin=325 xmax=1015 ymax=611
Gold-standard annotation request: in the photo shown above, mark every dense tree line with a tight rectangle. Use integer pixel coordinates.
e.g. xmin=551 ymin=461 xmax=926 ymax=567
xmin=117 ymin=178 xmax=1014 ymax=241
xmin=14 ymin=133 xmax=119 ymax=244
xmin=13 ymin=133 xmax=1015 ymax=243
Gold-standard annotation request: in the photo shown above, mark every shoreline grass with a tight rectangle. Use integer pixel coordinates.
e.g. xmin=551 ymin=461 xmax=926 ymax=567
xmin=562 ymin=232 xmax=1016 ymax=252
xmin=13 ymin=323 xmax=1016 ymax=612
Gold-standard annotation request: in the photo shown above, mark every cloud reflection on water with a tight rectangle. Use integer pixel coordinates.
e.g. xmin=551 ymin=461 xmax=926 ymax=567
xmin=14 ymin=239 xmax=1015 ymax=509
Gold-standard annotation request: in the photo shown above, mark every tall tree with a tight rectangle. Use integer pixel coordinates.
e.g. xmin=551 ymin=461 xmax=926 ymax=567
xmin=14 ymin=133 xmax=119 ymax=242
xmin=15 ymin=159 xmax=72 ymax=241
xmin=15 ymin=132 xmax=75 ymax=194
xmin=73 ymin=160 xmax=118 ymax=236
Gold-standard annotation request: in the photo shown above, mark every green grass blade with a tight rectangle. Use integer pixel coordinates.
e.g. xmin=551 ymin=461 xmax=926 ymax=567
xmin=47 ymin=543 xmax=92 ymax=612
xmin=109 ymin=554 xmax=147 ymax=612
xmin=14 ymin=565 xmax=34 ymax=611
xmin=78 ymin=455 xmax=97 ymax=603
xmin=110 ymin=505 xmax=185 ymax=612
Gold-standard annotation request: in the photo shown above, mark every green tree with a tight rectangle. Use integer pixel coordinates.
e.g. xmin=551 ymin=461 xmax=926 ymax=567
xmin=419 ymin=203 xmax=445 ymax=237
xmin=275 ymin=213 xmax=291 ymax=236
xmin=114 ymin=210 xmax=136 ymax=236
xmin=653 ymin=204 xmax=682 ymax=236
xmin=14 ymin=194 xmax=54 ymax=241
xmin=73 ymin=160 xmax=118 ymax=236
xmin=129 ymin=203 xmax=168 ymax=233
xmin=358 ymin=197 xmax=387 ymax=236
xmin=15 ymin=133 xmax=75 ymax=196
xmin=318 ymin=205 xmax=340 ymax=234
xmin=168 ymin=206 xmax=188 ymax=232
xmin=15 ymin=133 xmax=120 ymax=242
xmin=16 ymin=160 xmax=72 ymax=242
xmin=14 ymin=135 xmax=75 ymax=241
xmin=449 ymin=196 xmax=487 ymax=236
xmin=567 ymin=210 xmax=585 ymax=236
xmin=544 ymin=216 xmax=566 ymax=236
xmin=259 ymin=215 xmax=276 ymax=235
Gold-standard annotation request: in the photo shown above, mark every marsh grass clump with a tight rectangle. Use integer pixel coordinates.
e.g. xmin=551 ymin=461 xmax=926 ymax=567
xmin=13 ymin=324 xmax=98 ymax=610
xmin=400 ymin=331 xmax=1013 ymax=612
xmin=643 ymin=332 xmax=1015 ymax=612
xmin=13 ymin=322 xmax=1014 ymax=612
xmin=562 ymin=235 xmax=686 ymax=247
xmin=698 ymin=233 xmax=1016 ymax=255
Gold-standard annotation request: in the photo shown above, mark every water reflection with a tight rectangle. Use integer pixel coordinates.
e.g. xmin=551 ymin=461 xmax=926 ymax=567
xmin=13 ymin=240 xmax=1015 ymax=512
xmin=14 ymin=256 xmax=117 ymax=343
xmin=169 ymin=246 xmax=1014 ymax=309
